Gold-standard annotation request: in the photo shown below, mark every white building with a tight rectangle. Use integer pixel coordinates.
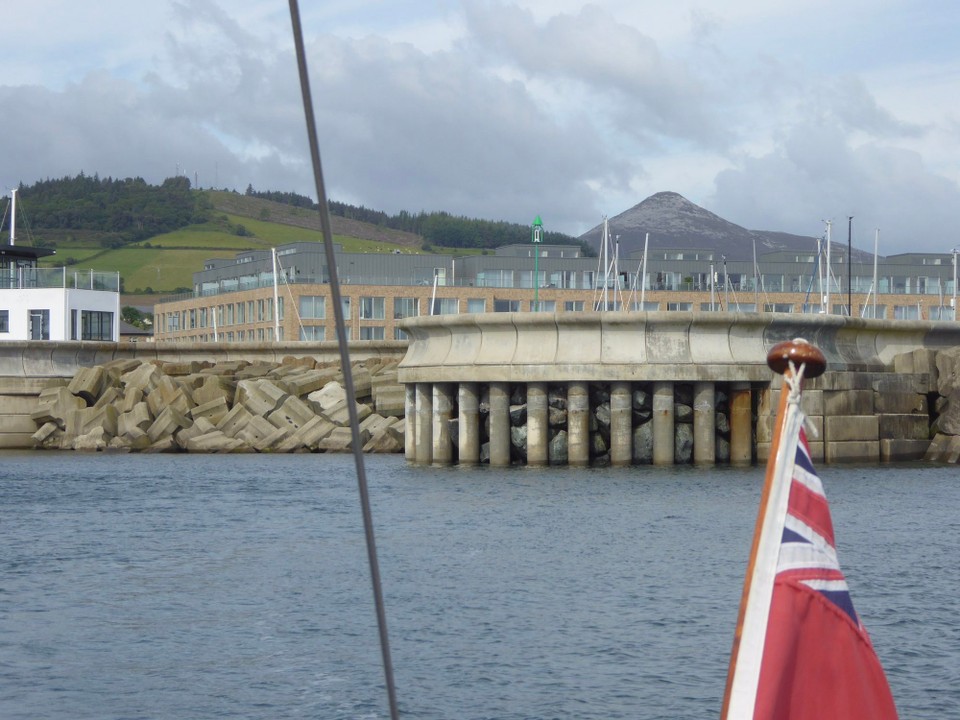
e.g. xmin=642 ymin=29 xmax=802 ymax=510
xmin=1 ymin=245 xmax=120 ymax=342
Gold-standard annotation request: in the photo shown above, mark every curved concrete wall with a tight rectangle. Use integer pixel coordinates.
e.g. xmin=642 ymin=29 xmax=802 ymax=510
xmin=0 ymin=340 xmax=409 ymax=379
xmin=398 ymin=311 xmax=960 ymax=382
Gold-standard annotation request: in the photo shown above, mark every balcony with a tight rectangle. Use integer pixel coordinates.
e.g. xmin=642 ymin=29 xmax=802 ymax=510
xmin=0 ymin=267 xmax=121 ymax=292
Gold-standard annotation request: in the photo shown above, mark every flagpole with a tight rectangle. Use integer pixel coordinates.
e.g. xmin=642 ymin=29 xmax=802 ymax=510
xmin=721 ymin=339 xmax=826 ymax=719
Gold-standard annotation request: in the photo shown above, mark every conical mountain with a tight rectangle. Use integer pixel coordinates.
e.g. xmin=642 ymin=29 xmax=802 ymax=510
xmin=579 ymin=192 xmax=813 ymax=261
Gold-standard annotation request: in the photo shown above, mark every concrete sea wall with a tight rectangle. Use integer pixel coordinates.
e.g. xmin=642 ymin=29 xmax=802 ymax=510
xmin=398 ymin=312 xmax=960 ymax=465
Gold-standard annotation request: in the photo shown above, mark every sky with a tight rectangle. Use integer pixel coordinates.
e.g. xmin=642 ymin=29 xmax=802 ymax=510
xmin=2 ymin=0 xmax=960 ymax=253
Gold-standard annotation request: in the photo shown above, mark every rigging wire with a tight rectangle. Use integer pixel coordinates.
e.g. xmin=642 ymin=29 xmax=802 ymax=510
xmin=287 ymin=3 xmax=401 ymax=718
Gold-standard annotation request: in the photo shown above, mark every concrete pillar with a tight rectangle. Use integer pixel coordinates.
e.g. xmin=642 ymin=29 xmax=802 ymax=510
xmin=415 ymin=382 xmax=433 ymax=465
xmin=652 ymin=381 xmax=675 ymax=466
xmin=458 ymin=382 xmax=480 ymax=466
xmin=610 ymin=381 xmax=632 ymax=466
xmin=488 ymin=382 xmax=511 ymax=467
xmin=568 ymin=381 xmax=590 ymax=466
xmin=432 ymin=383 xmax=453 ymax=466
xmin=730 ymin=381 xmax=752 ymax=466
xmin=527 ymin=382 xmax=548 ymax=466
xmin=693 ymin=381 xmax=716 ymax=466
xmin=404 ymin=384 xmax=416 ymax=461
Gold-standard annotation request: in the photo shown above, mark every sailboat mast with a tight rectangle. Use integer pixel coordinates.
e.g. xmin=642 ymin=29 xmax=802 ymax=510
xmin=10 ymin=189 xmax=16 ymax=246
xmin=825 ymin=220 xmax=832 ymax=314
xmin=640 ymin=232 xmax=649 ymax=309
xmin=873 ymin=229 xmax=879 ymax=319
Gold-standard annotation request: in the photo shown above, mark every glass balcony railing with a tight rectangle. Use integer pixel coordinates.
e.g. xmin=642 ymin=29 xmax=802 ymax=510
xmin=0 ymin=268 xmax=121 ymax=292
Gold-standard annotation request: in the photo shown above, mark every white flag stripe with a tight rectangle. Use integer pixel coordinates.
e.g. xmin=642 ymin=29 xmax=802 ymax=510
xmin=782 ymin=515 xmax=839 ymax=566
xmin=801 ymin=578 xmax=850 ymax=593
xmin=791 ymin=462 xmax=824 ymax=497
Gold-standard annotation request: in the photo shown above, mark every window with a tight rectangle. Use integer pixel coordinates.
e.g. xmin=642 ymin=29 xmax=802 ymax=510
xmin=360 ymin=296 xmax=385 ymax=320
xmin=277 ymin=297 xmax=284 ymax=321
xmin=200 ymin=307 xmax=208 ymax=328
xmin=29 ymin=309 xmax=50 ymax=340
xmin=189 ymin=309 xmax=197 ymax=329
xmin=667 ymin=302 xmax=693 ymax=311
xmin=894 ymin=305 xmax=920 ymax=320
xmin=0 ymin=309 xmax=7 ymax=332
xmin=81 ymin=311 xmax=113 ymax=341
xmin=430 ymin=298 xmax=458 ymax=315
xmin=763 ymin=303 xmax=794 ymax=313
xmin=166 ymin=313 xmax=181 ymax=331
xmin=359 ymin=326 xmax=385 ymax=340
xmin=394 ymin=327 xmax=408 ymax=340
xmin=466 ymin=298 xmax=486 ymax=313
xmin=861 ymin=305 xmax=887 ymax=319
xmin=494 ymin=299 xmax=520 ymax=312
xmin=564 ymin=301 xmax=584 ymax=312
xmin=394 ymin=297 xmax=418 ymax=319
xmin=801 ymin=303 xmax=823 ymax=314
xmin=529 ymin=300 xmax=555 ymax=312
xmin=226 ymin=304 xmax=234 ymax=325
xmin=235 ymin=302 xmax=244 ymax=324
xmin=300 ymin=296 xmax=326 ymax=319
xmin=257 ymin=300 xmax=265 ymax=322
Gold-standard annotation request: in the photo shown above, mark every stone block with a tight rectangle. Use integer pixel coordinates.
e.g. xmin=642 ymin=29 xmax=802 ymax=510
xmin=119 ymin=402 xmax=153 ymax=436
xmin=142 ymin=436 xmax=180 ymax=453
xmin=32 ymin=421 xmax=60 ymax=446
xmin=215 ymin=404 xmax=254 ymax=438
xmin=68 ymin=366 xmax=108 ymax=404
xmin=237 ymin=415 xmax=282 ymax=446
xmin=912 ymin=348 xmax=938 ymax=389
xmin=308 ymin=381 xmax=346 ymax=412
xmin=290 ymin=415 xmax=337 ymax=449
xmin=160 ymin=360 xmax=206 ymax=376
xmin=173 ymin=418 xmax=217 ymax=449
xmin=824 ymin=415 xmax=878 ymax=442
xmin=893 ymin=352 xmax=915 ymax=375
xmin=878 ymin=414 xmax=931 ymax=440
xmin=372 ymin=385 xmax=406 ymax=418
xmin=823 ymin=390 xmax=873 ymax=416
xmin=121 ymin=426 xmax=154 ymax=451
xmin=825 ymin=440 xmax=879 ymax=464
xmin=78 ymin=405 xmax=119 ymax=437
xmin=267 ymin=395 xmax=316 ymax=432
xmin=147 ymin=406 xmax=191 ymax=443
xmin=235 ymin=362 xmax=276 ymax=380
xmin=237 ymin=379 xmax=288 ymax=416
xmin=318 ymin=426 xmax=370 ymax=452
xmin=117 ymin=386 xmax=144 ymax=414
xmin=185 ymin=431 xmax=250 ymax=453
xmin=363 ymin=429 xmax=404 ymax=453
xmin=277 ymin=369 xmax=333 ymax=397
xmin=874 ymin=389 xmax=928 ymax=415
xmin=192 ymin=375 xmax=235 ymax=406
xmin=320 ymin=399 xmax=372 ymax=427
xmin=31 ymin=386 xmax=86 ymax=428
xmin=121 ymin=362 xmax=161 ymax=395
xmin=348 ymin=366 xmax=373 ymax=399
xmin=931 ymin=390 xmax=960 ymax=436
xmin=880 ymin=438 xmax=930 ymax=462
xmin=190 ymin=397 xmax=230 ymax=426
xmin=92 ymin=386 xmax=122 ymax=410
xmin=73 ymin=427 xmax=108 ymax=452
xmin=809 ymin=371 xmax=878 ymax=392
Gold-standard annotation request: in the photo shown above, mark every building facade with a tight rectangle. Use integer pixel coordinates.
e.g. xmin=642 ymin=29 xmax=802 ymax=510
xmin=153 ymin=241 xmax=960 ymax=343
xmin=1 ymin=246 xmax=120 ymax=342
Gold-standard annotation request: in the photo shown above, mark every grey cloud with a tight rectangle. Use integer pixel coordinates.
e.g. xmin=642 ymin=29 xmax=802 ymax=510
xmin=710 ymin=119 xmax=960 ymax=253
xmin=462 ymin=1 xmax=722 ymax=147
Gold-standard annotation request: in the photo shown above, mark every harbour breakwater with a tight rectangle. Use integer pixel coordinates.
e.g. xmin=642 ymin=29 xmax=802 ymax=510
xmin=25 ymin=356 xmax=407 ymax=453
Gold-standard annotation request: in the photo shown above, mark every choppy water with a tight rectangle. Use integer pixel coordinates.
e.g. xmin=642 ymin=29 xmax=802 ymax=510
xmin=1 ymin=453 xmax=957 ymax=719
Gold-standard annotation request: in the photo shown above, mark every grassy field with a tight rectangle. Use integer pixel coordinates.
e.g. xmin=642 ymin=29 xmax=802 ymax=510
xmin=29 ymin=193 xmax=431 ymax=294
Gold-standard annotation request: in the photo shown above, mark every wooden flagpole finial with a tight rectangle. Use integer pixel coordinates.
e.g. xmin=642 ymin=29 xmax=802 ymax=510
xmin=766 ymin=338 xmax=826 ymax=378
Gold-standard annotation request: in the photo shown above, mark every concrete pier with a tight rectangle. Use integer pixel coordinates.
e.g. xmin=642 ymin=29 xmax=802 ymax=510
xmin=393 ymin=312 xmax=960 ymax=466
xmin=405 ymin=384 xmax=416 ymax=461
xmin=415 ymin=382 xmax=432 ymax=465
xmin=567 ymin=381 xmax=590 ymax=466
xmin=458 ymin=382 xmax=480 ymax=465
xmin=526 ymin=382 xmax=548 ymax=466
xmin=729 ymin=382 xmax=752 ymax=466
xmin=432 ymin=383 xmax=453 ymax=466
xmin=488 ymin=382 xmax=510 ymax=467
xmin=693 ymin=381 xmax=716 ymax=466
xmin=609 ymin=381 xmax=632 ymax=467
xmin=652 ymin=381 xmax=675 ymax=466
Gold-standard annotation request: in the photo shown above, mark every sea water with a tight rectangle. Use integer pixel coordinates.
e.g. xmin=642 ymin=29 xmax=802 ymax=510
xmin=1 ymin=452 xmax=957 ymax=719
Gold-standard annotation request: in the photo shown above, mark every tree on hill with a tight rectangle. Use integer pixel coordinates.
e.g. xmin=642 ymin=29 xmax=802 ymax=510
xmin=18 ymin=173 xmax=205 ymax=245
